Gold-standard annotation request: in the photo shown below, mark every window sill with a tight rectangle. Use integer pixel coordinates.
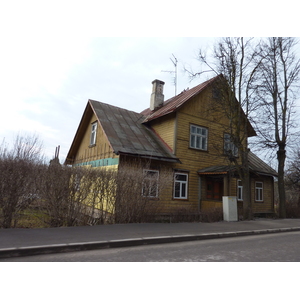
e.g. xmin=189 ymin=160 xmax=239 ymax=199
xmin=189 ymin=147 xmax=208 ymax=152
xmin=142 ymin=196 xmax=159 ymax=201
xmin=173 ymin=198 xmax=189 ymax=201
xmin=89 ymin=144 xmax=96 ymax=148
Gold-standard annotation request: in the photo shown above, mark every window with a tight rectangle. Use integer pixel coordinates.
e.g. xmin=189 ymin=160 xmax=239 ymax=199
xmin=255 ymin=182 xmax=263 ymax=201
xmin=90 ymin=122 xmax=97 ymax=145
xmin=224 ymin=133 xmax=238 ymax=157
xmin=237 ymin=180 xmax=243 ymax=201
xmin=142 ymin=170 xmax=159 ymax=198
xmin=174 ymin=173 xmax=188 ymax=199
xmin=190 ymin=125 xmax=208 ymax=150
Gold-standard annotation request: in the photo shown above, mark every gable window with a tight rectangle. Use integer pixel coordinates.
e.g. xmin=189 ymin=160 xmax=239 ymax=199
xmin=142 ymin=170 xmax=159 ymax=198
xmin=174 ymin=173 xmax=188 ymax=199
xmin=224 ymin=133 xmax=238 ymax=157
xmin=237 ymin=180 xmax=243 ymax=201
xmin=90 ymin=122 xmax=97 ymax=146
xmin=255 ymin=182 xmax=263 ymax=201
xmin=190 ymin=125 xmax=208 ymax=151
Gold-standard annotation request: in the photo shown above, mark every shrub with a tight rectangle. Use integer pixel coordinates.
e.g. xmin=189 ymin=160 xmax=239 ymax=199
xmin=0 ymin=135 xmax=44 ymax=228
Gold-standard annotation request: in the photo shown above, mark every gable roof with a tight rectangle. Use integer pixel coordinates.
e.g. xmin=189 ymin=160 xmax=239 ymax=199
xmin=66 ymin=75 xmax=257 ymax=165
xmin=65 ymin=100 xmax=180 ymax=164
xmin=141 ymin=75 xmax=219 ymax=122
xmin=141 ymin=74 xmax=256 ymax=137
xmin=198 ymin=151 xmax=278 ymax=177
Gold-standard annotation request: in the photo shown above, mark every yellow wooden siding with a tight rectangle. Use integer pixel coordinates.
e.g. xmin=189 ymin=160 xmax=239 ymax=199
xmin=162 ymin=90 xmax=234 ymax=211
xmin=251 ymin=177 xmax=274 ymax=212
xmin=74 ymin=114 xmax=118 ymax=165
xmin=146 ymin=88 xmax=274 ymax=214
xmin=201 ymin=200 xmax=223 ymax=211
xmin=150 ymin=113 xmax=175 ymax=152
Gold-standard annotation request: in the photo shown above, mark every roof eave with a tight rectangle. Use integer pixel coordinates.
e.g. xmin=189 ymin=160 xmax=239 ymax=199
xmin=65 ymin=101 xmax=94 ymax=164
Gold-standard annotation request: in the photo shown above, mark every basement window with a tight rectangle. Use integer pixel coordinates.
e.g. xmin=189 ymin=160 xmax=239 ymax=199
xmin=90 ymin=122 xmax=97 ymax=146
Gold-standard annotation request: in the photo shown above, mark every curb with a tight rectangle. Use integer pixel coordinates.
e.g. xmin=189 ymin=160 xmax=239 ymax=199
xmin=1 ymin=227 xmax=300 ymax=258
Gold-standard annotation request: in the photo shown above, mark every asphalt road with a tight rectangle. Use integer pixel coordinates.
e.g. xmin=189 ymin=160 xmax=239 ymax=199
xmin=2 ymin=231 xmax=300 ymax=262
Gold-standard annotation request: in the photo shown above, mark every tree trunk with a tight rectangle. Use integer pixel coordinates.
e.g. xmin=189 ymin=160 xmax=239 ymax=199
xmin=242 ymin=174 xmax=252 ymax=220
xmin=241 ymin=150 xmax=252 ymax=220
xmin=277 ymin=147 xmax=286 ymax=218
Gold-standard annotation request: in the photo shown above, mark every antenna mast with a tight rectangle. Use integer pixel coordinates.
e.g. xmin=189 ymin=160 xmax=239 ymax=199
xmin=162 ymin=53 xmax=178 ymax=96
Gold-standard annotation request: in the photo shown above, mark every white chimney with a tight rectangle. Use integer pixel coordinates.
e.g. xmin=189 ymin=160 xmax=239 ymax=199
xmin=150 ymin=79 xmax=165 ymax=111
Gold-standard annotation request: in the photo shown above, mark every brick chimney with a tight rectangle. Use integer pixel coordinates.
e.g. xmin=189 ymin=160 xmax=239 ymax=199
xmin=150 ymin=79 xmax=165 ymax=111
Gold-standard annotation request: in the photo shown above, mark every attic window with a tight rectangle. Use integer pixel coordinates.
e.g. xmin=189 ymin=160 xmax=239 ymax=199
xmin=90 ymin=122 xmax=97 ymax=146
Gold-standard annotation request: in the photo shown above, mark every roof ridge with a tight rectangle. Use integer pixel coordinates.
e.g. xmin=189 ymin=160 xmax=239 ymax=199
xmin=89 ymin=99 xmax=143 ymax=117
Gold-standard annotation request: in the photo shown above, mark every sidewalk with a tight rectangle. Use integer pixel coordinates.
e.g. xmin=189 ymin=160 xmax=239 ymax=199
xmin=1 ymin=218 xmax=300 ymax=258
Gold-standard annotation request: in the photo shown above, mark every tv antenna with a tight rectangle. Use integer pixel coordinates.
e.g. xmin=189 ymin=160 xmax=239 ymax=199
xmin=162 ymin=54 xmax=178 ymax=96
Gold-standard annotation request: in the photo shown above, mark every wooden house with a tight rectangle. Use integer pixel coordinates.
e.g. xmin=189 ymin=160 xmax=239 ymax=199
xmin=65 ymin=75 xmax=277 ymax=218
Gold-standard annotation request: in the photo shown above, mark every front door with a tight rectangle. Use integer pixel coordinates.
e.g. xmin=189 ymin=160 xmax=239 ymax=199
xmin=206 ymin=178 xmax=223 ymax=201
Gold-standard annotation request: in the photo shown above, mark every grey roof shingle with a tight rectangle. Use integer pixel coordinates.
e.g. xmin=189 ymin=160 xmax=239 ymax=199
xmin=90 ymin=100 xmax=180 ymax=163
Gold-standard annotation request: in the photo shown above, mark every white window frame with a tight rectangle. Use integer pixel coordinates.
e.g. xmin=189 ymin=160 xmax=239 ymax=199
xmin=142 ymin=170 xmax=159 ymax=198
xmin=224 ymin=133 xmax=238 ymax=157
xmin=174 ymin=173 xmax=188 ymax=199
xmin=190 ymin=125 xmax=208 ymax=151
xmin=255 ymin=181 xmax=263 ymax=201
xmin=237 ymin=180 xmax=243 ymax=201
xmin=90 ymin=122 xmax=97 ymax=145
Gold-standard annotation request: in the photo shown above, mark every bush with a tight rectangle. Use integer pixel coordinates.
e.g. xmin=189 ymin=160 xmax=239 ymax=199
xmin=0 ymin=135 xmax=44 ymax=228
xmin=39 ymin=163 xmax=117 ymax=227
xmin=114 ymin=161 xmax=172 ymax=223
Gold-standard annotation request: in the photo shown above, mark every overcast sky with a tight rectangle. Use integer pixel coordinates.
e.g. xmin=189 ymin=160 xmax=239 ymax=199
xmin=1 ymin=36 xmax=218 ymax=162
xmin=0 ymin=1 xmax=298 ymax=163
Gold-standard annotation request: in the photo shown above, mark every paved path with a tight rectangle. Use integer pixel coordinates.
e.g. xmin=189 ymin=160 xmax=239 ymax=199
xmin=1 ymin=218 xmax=300 ymax=258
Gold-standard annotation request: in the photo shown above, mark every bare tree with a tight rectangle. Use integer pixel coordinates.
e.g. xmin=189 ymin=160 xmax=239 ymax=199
xmin=86 ymin=167 xmax=117 ymax=224
xmin=255 ymin=37 xmax=300 ymax=218
xmin=39 ymin=161 xmax=118 ymax=227
xmin=187 ymin=37 xmax=262 ymax=220
xmin=0 ymin=134 xmax=44 ymax=228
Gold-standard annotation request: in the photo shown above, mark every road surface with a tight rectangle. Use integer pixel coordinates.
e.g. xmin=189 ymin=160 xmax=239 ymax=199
xmin=1 ymin=231 xmax=299 ymax=262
